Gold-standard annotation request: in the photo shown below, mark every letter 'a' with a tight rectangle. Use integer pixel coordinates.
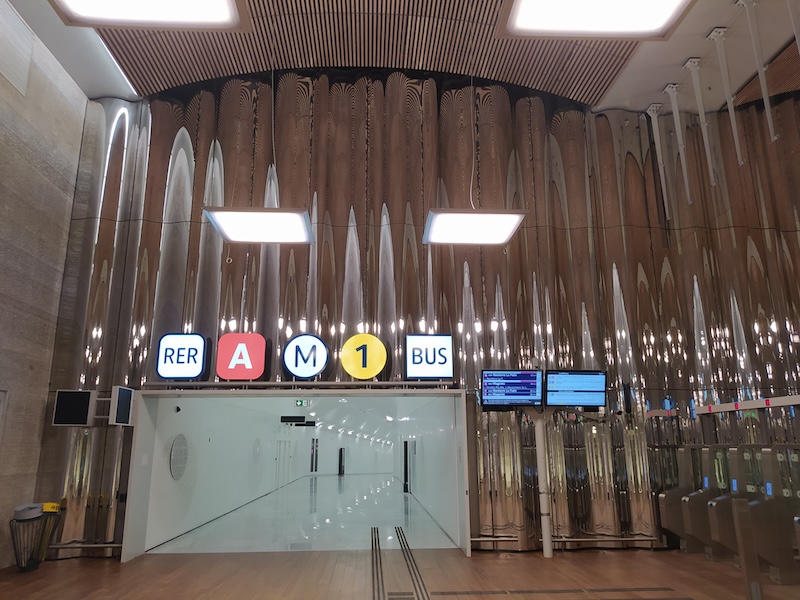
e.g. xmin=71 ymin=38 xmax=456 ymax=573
xmin=228 ymin=343 xmax=253 ymax=369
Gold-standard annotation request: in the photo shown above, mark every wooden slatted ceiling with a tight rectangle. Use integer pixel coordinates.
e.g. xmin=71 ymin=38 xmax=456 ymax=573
xmin=734 ymin=41 xmax=800 ymax=107
xmin=98 ymin=0 xmax=638 ymax=103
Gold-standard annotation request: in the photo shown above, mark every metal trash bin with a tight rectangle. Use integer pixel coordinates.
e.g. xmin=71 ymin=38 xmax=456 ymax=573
xmin=9 ymin=503 xmax=61 ymax=572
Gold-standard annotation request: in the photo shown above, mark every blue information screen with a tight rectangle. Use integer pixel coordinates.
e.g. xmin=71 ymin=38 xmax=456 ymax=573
xmin=482 ymin=370 xmax=543 ymax=406
xmin=545 ymin=371 xmax=607 ymax=408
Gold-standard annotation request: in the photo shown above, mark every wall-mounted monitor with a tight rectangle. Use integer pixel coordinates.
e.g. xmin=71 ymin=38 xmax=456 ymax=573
xmin=52 ymin=390 xmax=98 ymax=426
xmin=545 ymin=370 xmax=607 ymax=408
xmin=110 ymin=386 xmax=135 ymax=426
xmin=405 ymin=334 xmax=454 ymax=379
xmin=481 ymin=370 xmax=544 ymax=407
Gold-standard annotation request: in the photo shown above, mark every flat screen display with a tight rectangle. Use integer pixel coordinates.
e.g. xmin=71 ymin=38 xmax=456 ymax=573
xmin=110 ymin=386 xmax=135 ymax=426
xmin=481 ymin=370 xmax=543 ymax=406
xmin=545 ymin=370 xmax=607 ymax=408
xmin=53 ymin=390 xmax=97 ymax=426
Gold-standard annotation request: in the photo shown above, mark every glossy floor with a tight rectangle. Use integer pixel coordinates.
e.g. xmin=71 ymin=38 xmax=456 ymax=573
xmin=2 ymin=547 xmax=799 ymax=600
xmin=148 ymin=473 xmax=457 ymax=553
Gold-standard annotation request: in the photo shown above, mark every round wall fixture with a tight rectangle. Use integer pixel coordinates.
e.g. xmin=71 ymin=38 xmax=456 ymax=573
xmin=170 ymin=434 xmax=189 ymax=480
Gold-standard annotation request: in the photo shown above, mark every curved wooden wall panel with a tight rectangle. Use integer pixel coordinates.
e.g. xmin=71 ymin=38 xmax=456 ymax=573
xmin=70 ymin=70 xmax=800 ymax=417
xmin=47 ymin=72 xmax=800 ymax=549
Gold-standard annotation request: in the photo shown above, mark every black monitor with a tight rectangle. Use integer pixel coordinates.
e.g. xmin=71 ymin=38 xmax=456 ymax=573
xmin=52 ymin=390 xmax=97 ymax=426
xmin=481 ymin=370 xmax=544 ymax=407
xmin=545 ymin=370 xmax=607 ymax=408
xmin=110 ymin=386 xmax=135 ymax=426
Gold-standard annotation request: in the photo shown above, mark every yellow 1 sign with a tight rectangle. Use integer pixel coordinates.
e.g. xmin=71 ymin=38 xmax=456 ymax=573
xmin=340 ymin=333 xmax=388 ymax=380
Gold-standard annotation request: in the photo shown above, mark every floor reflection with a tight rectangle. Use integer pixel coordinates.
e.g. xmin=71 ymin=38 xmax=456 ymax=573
xmin=147 ymin=473 xmax=456 ymax=553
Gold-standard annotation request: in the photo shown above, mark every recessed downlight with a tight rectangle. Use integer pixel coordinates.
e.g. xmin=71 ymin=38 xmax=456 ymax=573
xmin=506 ymin=0 xmax=692 ymax=38
xmin=49 ymin=0 xmax=248 ymax=29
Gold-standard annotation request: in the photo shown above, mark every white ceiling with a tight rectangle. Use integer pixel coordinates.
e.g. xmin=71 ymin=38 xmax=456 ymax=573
xmin=154 ymin=389 xmax=458 ymax=442
xmin=597 ymin=0 xmax=797 ymax=113
xmin=8 ymin=0 xmax=138 ymax=100
xmin=6 ymin=0 xmax=798 ymax=111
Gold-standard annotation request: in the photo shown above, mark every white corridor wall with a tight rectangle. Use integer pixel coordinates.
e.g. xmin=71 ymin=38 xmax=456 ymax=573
xmin=393 ymin=393 xmax=469 ymax=553
xmin=122 ymin=389 xmax=468 ymax=561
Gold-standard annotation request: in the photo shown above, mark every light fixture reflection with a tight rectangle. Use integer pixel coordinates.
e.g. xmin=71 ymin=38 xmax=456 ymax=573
xmin=204 ymin=208 xmax=313 ymax=244
xmin=423 ymin=209 xmax=525 ymax=245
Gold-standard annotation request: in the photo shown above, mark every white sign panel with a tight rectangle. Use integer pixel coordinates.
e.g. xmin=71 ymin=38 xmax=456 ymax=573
xmin=405 ymin=334 xmax=454 ymax=379
xmin=284 ymin=334 xmax=329 ymax=379
xmin=157 ymin=334 xmax=206 ymax=379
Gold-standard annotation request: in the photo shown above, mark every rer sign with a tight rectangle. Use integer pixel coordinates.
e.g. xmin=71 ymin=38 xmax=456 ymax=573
xmin=157 ymin=334 xmax=206 ymax=379
xmin=405 ymin=334 xmax=453 ymax=379
xmin=284 ymin=334 xmax=329 ymax=379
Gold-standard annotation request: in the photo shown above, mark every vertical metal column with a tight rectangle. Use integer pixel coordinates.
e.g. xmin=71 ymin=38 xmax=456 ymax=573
xmin=684 ymin=58 xmax=716 ymax=187
xmin=708 ymin=28 xmax=745 ymax=165
xmin=534 ymin=414 xmax=553 ymax=558
xmin=738 ymin=0 xmax=779 ymax=142
xmin=664 ymin=84 xmax=692 ymax=204
xmin=645 ymin=104 xmax=671 ymax=220
xmin=788 ymin=0 xmax=800 ymax=58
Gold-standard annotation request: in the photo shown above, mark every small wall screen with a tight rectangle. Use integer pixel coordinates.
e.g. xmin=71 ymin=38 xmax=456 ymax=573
xmin=481 ymin=370 xmax=543 ymax=407
xmin=53 ymin=390 xmax=97 ymax=426
xmin=110 ymin=386 xmax=135 ymax=426
xmin=545 ymin=370 xmax=607 ymax=408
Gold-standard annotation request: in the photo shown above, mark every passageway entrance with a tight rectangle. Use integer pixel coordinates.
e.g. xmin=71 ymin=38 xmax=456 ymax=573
xmin=121 ymin=389 xmax=469 ymax=561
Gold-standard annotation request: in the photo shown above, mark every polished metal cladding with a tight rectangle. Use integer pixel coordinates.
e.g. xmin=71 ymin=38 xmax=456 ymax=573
xmin=42 ymin=71 xmax=800 ymax=549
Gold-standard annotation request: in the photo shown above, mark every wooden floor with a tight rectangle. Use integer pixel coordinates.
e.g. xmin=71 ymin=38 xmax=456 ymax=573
xmin=1 ymin=546 xmax=799 ymax=600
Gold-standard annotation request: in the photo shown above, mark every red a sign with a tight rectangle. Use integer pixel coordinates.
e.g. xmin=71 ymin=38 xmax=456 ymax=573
xmin=216 ymin=333 xmax=266 ymax=380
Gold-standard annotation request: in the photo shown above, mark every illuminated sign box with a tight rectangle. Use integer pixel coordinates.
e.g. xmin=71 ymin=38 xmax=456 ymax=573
xmin=545 ymin=370 xmax=607 ymax=408
xmin=217 ymin=333 xmax=266 ymax=380
xmin=155 ymin=331 xmax=459 ymax=382
xmin=157 ymin=334 xmax=206 ymax=379
xmin=405 ymin=334 xmax=453 ymax=379
xmin=284 ymin=334 xmax=329 ymax=379
xmin=481 ymin=370 xmax=543 ymax=407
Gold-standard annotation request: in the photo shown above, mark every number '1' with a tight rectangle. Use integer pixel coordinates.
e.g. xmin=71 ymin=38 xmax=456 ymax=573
xmin=356 ymin=344 xmax=367 ymax=368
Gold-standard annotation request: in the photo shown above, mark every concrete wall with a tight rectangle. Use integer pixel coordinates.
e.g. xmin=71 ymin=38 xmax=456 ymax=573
xmin=0 ymin=3 xmax=88 ymax=568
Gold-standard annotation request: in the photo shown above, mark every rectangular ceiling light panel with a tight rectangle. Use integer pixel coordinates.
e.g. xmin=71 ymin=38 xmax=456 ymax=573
xmin=507 ymin=0 xmax=693 ymax=38
xmin=49 ymin=0 xmax=246 ymax=29
xmin=204 ymin=208 xmax=314 ymax=244
xmin=423 ymin=209 xmax=526 ymax=245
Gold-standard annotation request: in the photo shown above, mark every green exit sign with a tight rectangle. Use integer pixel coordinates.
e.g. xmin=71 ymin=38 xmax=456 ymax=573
xmin=295 ymin=399 xmax=310 ymax=407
